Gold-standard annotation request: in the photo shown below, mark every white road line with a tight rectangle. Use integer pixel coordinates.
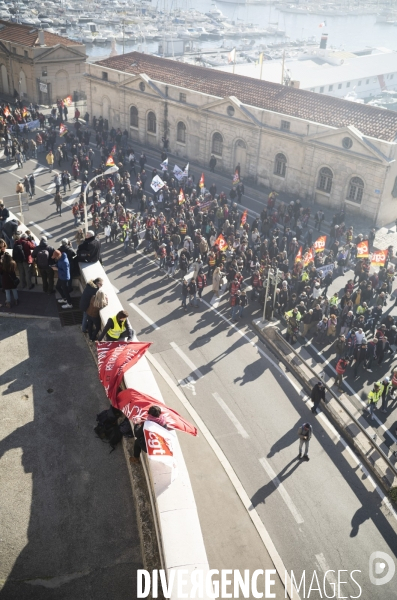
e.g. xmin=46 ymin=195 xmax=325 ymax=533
xmin=170 ymin=341 xmax=204 ymax=379
xmin=112 ymin=284 xmax=120 ymax=294
xmin=259 ymin=458 xmax=305 ymax=525
xmin=315 ymin=553 xmax=337 ymax=586
xmin=304 ymin=339 xmax=397 ymax=446
xmin=28 ymin=221 xmax=53 ymax=238
xmin=129 ymin=302 xmax=160 ymax=330
xmin=212 ymin=392 xmax=249 ymax=439
xmin=33 ymin=166 xmax=46 ymax=174
xmin=146 ymin=351 xmax=301 ymax=600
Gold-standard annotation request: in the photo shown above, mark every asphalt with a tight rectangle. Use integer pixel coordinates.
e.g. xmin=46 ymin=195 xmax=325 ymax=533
xmin=2 ymin=132 xmax=397 ymax=599
xmin=0 ymin=317 xmax=143 ymax=600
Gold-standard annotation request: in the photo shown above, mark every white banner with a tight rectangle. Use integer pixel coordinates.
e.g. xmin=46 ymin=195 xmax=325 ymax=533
xmin=150 ymin=175 xmax=165 ymax=193
xmin=183 ymin=162 xmax=189 ymax=177
xmin=17 ymin=119 xmax=40 ymax=131
xmin=160 ymin=157 xmax=168 ymax=171
xmin=316 ymin=263 xmax=334 ymax=279
xmin=39 ymin=82 xmax=48 ymax=93
xmin=173 ymin=164 xmax=185 ymax=181
xmin=143 ymin=421 xmax=178 ymax=483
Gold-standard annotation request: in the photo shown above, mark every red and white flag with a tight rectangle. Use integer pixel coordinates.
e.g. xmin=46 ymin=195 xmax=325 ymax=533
xmin=214 ymin=233 xmax=228 ymax=252
xmin=59 ymin=123 xmax=67 ymax=137
xmin=232 ymin=168 xmax=240 ymax=185
xmin=228 ymin=48 xmax=236 ymax=63
xmin=106 ymin=155 xmax=115 ymax=167
xmin=143 ymin=421 xmax=178 ymax=482
xmin=110 ymin=145 xmax=116 ymax=155
xmin=319 ymin=21 xmax=326 ymax=27
xmin=371 ymin=249 xmax=388 ymax=267
xmin=304 ymin=247 xmax=315 ymax=266
xmin=240 ymin=209 xmax=248 ymax=227
xmin=97 ymin=341 xmax=152 ymax=404
xmin=314 ymin=235 xmax=326 ymax=253
xmin=357 ymin=240 xmax=369 ymax=258
xmin=63 ymin=95 xmax=73 ymax=106
xmin=178 ymin=188 xmax=185 ymax=205
xmin=295 ymin=246 xmax=302 ymax=263
xmin=3 ymin=106 xmax=10 ymax=117
xmin=199 ymin=172 xmax=205 ymax=188
xmin=115 ymin=388 xmax=198 ymax=436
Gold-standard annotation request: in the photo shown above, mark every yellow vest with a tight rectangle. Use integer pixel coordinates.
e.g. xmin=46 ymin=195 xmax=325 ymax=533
xmin=330 ymin=296 xmax=339 ymax=306
xmin=107 ymin=316 xmax=126 ymax=339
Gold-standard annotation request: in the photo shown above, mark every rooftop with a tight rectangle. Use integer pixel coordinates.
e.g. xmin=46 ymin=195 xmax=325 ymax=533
xmin=0 ymin=19 xmax=82 ymax=47
xmin=94 ymin=51 xmax=397 ymax=142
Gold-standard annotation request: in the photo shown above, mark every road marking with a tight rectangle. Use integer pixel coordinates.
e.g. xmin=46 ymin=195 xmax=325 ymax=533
xmin=112 ymin=284 xmax=120 ymax=294
xmin=146 ymin=351 xmax=301 ymax=600
xmin=129 ymin=302 xmax=160 ymax=329
xmin=304 ymin=339 xmax=397 ymax=447
xmin=178 ymin=376 xmax=197 ymax=395
xmin=315 ymin=553 xmax=337 ymax=586
xmin=212 ymin=392 xmax=249 ymax=439
xmin=259 ymin=458 xmax=305 ymax=525
xmin=33 ymin=166 xmax=46 ymax=174
xmin=28 ymin=221 xmax=53 ymax=238
xmin=170 ymin=341 xmax=204 ymax=379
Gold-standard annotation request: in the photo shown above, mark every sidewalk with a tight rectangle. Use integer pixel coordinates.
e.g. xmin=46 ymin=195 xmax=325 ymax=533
xmin=0 ymin=317 xmax=144 ymax=599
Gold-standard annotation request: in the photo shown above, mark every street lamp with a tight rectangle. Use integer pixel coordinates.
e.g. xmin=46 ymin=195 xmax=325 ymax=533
xmin=83 ymin=165 xmax=119 ymax=234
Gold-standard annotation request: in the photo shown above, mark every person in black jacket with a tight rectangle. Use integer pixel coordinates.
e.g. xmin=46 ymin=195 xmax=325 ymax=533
xmin=79 ymin=278 xmax=103 ymax=333
xmin=76 ymin=230 xmax=102 ymax=263
xmin=311 ymin=381 xmax=325 ymax=413
xmin=130 ymin=405 xmax=169 ymax=464
xmin=32 ymin=236 xmax=55 ymax=293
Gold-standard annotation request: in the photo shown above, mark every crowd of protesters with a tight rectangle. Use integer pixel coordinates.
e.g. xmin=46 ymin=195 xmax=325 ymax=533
xmin=1 ymin=102 xmax=397 ymax=418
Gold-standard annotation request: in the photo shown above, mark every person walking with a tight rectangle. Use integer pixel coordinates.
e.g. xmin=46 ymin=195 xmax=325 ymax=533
xmin=188 ymin=278 xmax=198 ymax=307
xmin=353 ymin=341 xmax=368 ymax=379
xmin=29 ymin=173 xmax=36 ymax=196
xmin=97 ymin=310 xmax=135 ymax=342
xmin=54 ymin=191 xmax=63 ymax=216
xmin=46 ymin=149 xmax=54 ymax=172
xmin=212 ymin=266 xmax=222 ymax=298
xmin=297 ymin=422 xmax=312 ymax=460
xmin=380 ymin=376 xmax=392 ymax=414
xmin=52 ymin=249 xmax=73 ymax=308
xmin=311 ymin=381 xmax=325 ymax=413
xmin=181 ymin=278 xmax=189 ymax=312
xmin=365 ymin=382 xmax=382 ymax=420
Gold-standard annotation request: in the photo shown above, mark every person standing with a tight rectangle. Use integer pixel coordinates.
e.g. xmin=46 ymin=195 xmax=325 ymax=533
xmin=46 ymin=149 xmax=54 ymax=172
xmin=51 ymin=249 xmax=73 ymax=308
xmin=12 ymin=233 xmax=35 ymax=290
xmin=353 ymin=341 xmax=368 ymax=379
xmin=334 ymin=357 xmax=349 ymax=392
xmin=79 ymin=278 xmax=103 ymax=333
xmin=212 ymin=266 xmax=222 ymax=298
xmin=0 ymin=253 xmax=19 ymax=308
xmin=32 ymin=236 xmax=55 ymax=294
xmin=54 ymin=191 xmax=63 ymax=216
xmin=188 ymin=278 xmax=198 ymax=307
xmin=311 ymin=381 xmax=325 ymax=413
xmin=0 ymin=201 xmax=9 ymax=234
xmin=380 ymin=377 xmax=392 ymax=413
xmin=365 ymin=382 xmax=382 ymax=420
xmin=29 ymin=173 xmax=36 ymax=196
xmin=181 ymin=278 xmax=189 ymax=312
xmin=86 ymin=289 xmax=108 ymax=341
xmin=209 ymin=154 xmax=217 ymax=173
xmin=297 ymin=422 xmax=312 ymax=460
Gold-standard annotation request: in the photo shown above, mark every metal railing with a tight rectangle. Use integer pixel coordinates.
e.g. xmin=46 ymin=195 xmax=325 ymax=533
xmin=273 ymin=328 xmax=397 ymax=479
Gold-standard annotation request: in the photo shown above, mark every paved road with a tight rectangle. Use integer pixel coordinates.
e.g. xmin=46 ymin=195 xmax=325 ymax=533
xmin=2 ymin=144 xmax=397 ymax=599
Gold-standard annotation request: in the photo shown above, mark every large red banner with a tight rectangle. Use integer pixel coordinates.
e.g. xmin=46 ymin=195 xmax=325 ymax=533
xmin=97 ymin=341 xmax=152 ymax=404
xmin=115 ymin=388 xmax=198 ymax=436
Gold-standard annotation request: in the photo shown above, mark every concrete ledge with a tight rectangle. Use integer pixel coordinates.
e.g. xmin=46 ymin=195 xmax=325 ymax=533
xmin=252 ymin=319 xmax=397 ymax=495
xmin=80 ymin=262 xmax=210 ymax=599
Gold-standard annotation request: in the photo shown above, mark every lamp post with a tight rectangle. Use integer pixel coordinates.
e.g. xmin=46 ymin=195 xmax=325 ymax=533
xmin=83 ymin=165 xmax=119 ymax=234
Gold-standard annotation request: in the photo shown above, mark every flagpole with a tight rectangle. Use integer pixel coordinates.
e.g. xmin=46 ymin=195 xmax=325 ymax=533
xmin=259 ymin=53 xmax=264 ymax=80
xmin=233 ymin=54 xmax=236 ymax=75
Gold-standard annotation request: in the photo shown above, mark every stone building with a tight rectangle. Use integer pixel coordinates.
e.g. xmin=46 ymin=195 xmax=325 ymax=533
xmin=86 ymin=51 xmax=397 ymax=226
xmin=0 ymin=20 xmax=86 ymax=105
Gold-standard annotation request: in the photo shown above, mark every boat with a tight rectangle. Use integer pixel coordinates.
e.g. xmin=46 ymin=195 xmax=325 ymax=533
xmin=205 ymin=4 xmax=228 ymax=21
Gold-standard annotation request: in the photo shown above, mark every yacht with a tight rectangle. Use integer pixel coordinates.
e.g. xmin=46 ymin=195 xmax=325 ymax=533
xmin=205 ymin=4 xmax=228 ymax=22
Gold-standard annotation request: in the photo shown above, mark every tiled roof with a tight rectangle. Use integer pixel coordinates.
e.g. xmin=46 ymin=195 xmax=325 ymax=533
xmin=95 ymin=51 xmax=397 ymax=142
xmin=0 ymin=20 xmax=82 ymax=47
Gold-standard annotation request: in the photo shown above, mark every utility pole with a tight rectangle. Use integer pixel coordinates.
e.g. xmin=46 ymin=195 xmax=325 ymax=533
xmin=263 ymin=269 xmax=271 ymax=322
xmin=281 ymin=49 xmax=285 ymax=85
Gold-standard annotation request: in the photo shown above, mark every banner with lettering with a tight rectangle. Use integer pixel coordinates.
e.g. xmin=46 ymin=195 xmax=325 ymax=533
xmin=371 ymin=249 xmax=388 ymax=268
xmin=97 ymin=341 xmax=152 ymax=404
xmin=316 ymin=263 xmax=334 ymax=279
xmin=357 ymin=240 xmax=369 ymax=258
xmin=314 ymin=235 xmax=326 ymax=253
xmin=304 ymin=247 xmax=315 ymax=266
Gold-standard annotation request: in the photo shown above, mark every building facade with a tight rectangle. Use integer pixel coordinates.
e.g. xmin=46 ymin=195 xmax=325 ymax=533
xmin=86 ymin=52 xmax=397 ymax=226
xmin=0 ymin=20 xmax=86 ymax=105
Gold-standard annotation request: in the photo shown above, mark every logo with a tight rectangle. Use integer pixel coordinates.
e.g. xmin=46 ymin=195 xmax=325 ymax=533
xmin=369 ymin=551 xmax=395 ymax=586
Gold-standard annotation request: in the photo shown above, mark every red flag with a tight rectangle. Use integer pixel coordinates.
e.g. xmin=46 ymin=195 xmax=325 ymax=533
xmin=240 ymin=209 xmax=248 ymax=227
xmin=314 ymin=235 xmax=326 ymax=253
xmin=110 ymin=144 xmax=116 ymax=155
xmin=116 ymin=388 xmax=198 ymax=436
xmin=294 ymin=246 xmax=302 ymax=263
xmin=371 ymin=249 xmax=388 ymax=267
xmin=232 ymin=168 xmax=240 ymax=185
xmin=97 ymin=341 xmax=152 ymax=404
xmin=357 ymin=240 xmax=369 ymax=258
xmin=3 ymin=106 xmax=10 ymax=117
xmin=106 ymin=155 xmax=115 ymax=167
xmin=178 ymin=188 xmax=185 ymax=205
xmin=214 ymin=233 xmax=228 ymax=252
xmin=59 ymin=123 xmax=67 ymax=137
xmin=199 ymin=173 xmax=205 ymax=188
xmin=63 ymin=95 xmax=73 ymax=106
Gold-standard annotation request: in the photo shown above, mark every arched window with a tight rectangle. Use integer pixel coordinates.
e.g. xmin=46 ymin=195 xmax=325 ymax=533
xmin=147 ymin=111 xmax=156 ymax=134
xmin=130 ymin=106 xmax=138 ymax=128
xmin=347 ymin=177 xmax=364 ymax=204
xmin=317 ymin=167 xmax=333 ymax=193
xmin=274 ymin=153 xmax=287 ymax=178
xmin=212 ymin=132 xmax=223 ymax=156
xmin=177 ymin=121 xmax=186 ymax=143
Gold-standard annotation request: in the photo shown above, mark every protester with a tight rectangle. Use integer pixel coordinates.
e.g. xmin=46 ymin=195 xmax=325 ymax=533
xmin=98 ymin=310 xmax=134 ymax=341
